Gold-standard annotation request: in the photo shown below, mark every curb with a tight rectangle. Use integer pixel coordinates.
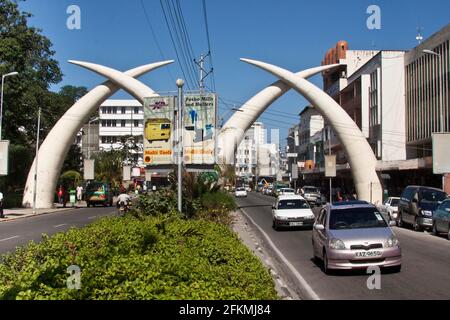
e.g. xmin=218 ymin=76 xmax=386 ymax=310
xmin=0 ymin=207 xmax=79 ymax=223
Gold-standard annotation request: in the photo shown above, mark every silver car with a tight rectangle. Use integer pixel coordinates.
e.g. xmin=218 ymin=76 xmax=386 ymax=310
xmin=312 ymin=201 xmax=401 ymax=274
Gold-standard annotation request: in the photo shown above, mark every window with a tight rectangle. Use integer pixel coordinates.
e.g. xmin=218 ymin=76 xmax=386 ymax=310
xmin=121 ymin=107 xmax=126 ymax=114
xmin=121 ymin=120 xmax=126 ymax=127
xmin=101 ymin=136 xmax=106 ymax=143
xmin=277 ymin=199 xmax=309 ymax=209
xmin=134 ymin=120 xmax=139 ymax=127
xmin=112 ymin=120 xmax=117 ymax=127
xmin=101 ymin=107 xmax=106 ymax=114
xmin=112 ymin=107 xmax=117 ymax=114
xmin=107 ymin=107 xmax=112 ymax=114
xmin=101 ymin=120 xmax=106 ymax=127
xmin=329 ymin=207 xmax=387 ymax=230
xmin=369 ymin=70 xmax=379 ymax=127
xmin=134 ymin=107 xmax=139 ymax=114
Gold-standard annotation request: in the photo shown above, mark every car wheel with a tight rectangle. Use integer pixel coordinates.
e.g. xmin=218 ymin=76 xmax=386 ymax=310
xmin=272 ymin=219 xmax=279 ymax=231
xmin=447 ymin=226 xmax=450 ymax=241
xmin=432 ymin=222 xmax=438 ymax=236
xmin=413 ymin=217 xmax=422 ymax=232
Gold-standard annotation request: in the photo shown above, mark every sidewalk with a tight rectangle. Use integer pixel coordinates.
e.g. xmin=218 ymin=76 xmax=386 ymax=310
xmin=0 ymin=201 xmax=87 ymax=222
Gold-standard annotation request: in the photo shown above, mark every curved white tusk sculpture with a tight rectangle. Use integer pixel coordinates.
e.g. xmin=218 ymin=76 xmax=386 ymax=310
xmin=22 ymin=60 xmax=173 ymax=208
xmin=68 ymin=60 xmax=156 ymax=103
xmin=217 ymin=64 xmax=340 ymax=165
xmin=240 ymin=58 xmax=382 ymax=204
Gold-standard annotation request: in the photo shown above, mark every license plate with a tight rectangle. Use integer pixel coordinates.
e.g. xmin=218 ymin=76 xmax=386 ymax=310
xmin=355 ymin=251 xmax=382 ymax=258
xmin=290 ymin=222 xmax=303 ymax=226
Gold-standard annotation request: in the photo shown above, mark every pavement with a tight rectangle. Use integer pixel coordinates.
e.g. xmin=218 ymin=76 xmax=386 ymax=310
xmin=235 ymin=191 xmax=450 ymax=300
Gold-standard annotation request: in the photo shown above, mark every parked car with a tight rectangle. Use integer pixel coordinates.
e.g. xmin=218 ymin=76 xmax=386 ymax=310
xmin=300 ymin=186 xmax=321 ymax=205
xmin=312 ymin=200 xmax=401 ymax=274
xmin=432 ymin=198 xmax=450 ymax=240
xmin=235 ymin=187 xmax=247 ymax=197
xmin=265 ymin=186 xmax=274 ymax=196
xmin=397 ymin=185 xmax=448 ymax=231
xmin=279 ymin=188 xmax=296 ymax=195
xmin=272 ymin=195 xmax=315 ymax=230
xmin=85 ymin=181 xmax=114 ymax=207
xmin=378 ymin=197 xmax=400 ymax=222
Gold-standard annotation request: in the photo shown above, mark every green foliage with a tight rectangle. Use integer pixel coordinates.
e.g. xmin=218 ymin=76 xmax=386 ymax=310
xmin=58 ymin=171 xmax=82 ymax=191
xmin=201 ymin=191 xmax=237 ymax=212
xmin=0 ymin=216 xmax=278 ymax=300
xmin=93 ymin=150 xmax=126 ymax=187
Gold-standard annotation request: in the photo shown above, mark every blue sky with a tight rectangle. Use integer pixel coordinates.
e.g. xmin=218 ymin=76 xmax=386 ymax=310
xmin=19 ymin=0 xmax=450 ymax=145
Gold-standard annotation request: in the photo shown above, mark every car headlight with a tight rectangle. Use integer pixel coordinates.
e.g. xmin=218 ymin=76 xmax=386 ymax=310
xmin=329 ymin=238 xmax=346 ymax=250
xmin=275 ymin=215 xmax=289 ymax=220
xmin=306 ymin=214 xmax=315 ymax=219
xmin=421 ymin=210 xmax=432 ymax=217
xmin=386 ymin=236 xmax=399 ymax=247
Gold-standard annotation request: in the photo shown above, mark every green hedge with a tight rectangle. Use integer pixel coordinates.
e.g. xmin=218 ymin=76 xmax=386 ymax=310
xmin=0 ymin=215 xmax=277 ymax=300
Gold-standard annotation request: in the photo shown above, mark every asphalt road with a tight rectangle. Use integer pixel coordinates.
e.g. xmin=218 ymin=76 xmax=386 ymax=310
xmin=0 ymin=206 xmax=117 ymax=254
xmin=236 ymin=192 xmax=450 ymax=300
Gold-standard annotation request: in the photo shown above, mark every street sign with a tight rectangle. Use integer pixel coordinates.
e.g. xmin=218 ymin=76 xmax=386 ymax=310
xmin=0 ymin=140 xmax=9 ymax=176
xmin=131 ymin=167 xmax=141 ymax=177
xmin=325 ymin=155 xmax=336 ymax=177
xmin=432 ymin=133 xmax=450 ymax=174
xmin=83 ymin=159 xmax=95 ymax=180
xmin=291 ymin=165 xmax=298 ymax=179
xmin=287 ymin=153 xmax=298 ymax=158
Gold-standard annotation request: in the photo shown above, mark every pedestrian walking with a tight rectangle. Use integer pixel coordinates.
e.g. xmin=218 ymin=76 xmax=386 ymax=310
xmin=57 ymin=185 xmax=65 ymax=206
xmin=0 ymin=191 xmax=4 ymax=219
xmin=76 ymin=185 xmax=83 ymax=201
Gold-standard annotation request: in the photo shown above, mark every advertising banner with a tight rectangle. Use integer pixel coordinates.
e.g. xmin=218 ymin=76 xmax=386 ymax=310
xmin=325 ymin=155 xmax=336 ymax=177
xmin=143 ymin=96 xmax=175 ymax=165
xmin=83 ymin=159 xmax=95 ymax=180
xmin=432 ymin=133 xmax=450 ymax=174
xmin=122 ymin=165 xmax=131 ymax=181
xmin=183 ymin=93 xmax=217 ymax=165
xmin=0 ymin=140 xmax=9 ymax=176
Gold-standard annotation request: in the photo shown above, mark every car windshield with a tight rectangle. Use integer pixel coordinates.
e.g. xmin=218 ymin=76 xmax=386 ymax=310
xmin=281 ymin=188 xmax=295 ymax=193
xmin=303 ymin=187 xmax=318 ymax=193
xmin=329 ymin=207 xmax=388 ymax=230
xmin=421 ymin=190 xmax=447 ymax=202
xmin=86 ymin=182 xmax=104 ymax=192
xmin=390 ymin=198 xmax=399 ymax=206
xmin=278 ymin=199 xmax=310 ymax=209
xmin=236 ymin=187 xmax=245 ymax=191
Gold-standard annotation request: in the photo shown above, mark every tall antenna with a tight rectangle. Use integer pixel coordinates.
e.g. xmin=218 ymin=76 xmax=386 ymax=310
xmin=416 ymin=26 xmax=424 ymax=44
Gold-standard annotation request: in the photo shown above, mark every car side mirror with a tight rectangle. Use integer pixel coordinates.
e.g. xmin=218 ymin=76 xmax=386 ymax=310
xmin=389 ymin=221 xmax=396 ymax=227
xmin=314 ymin=224 xmax=325 ymax=231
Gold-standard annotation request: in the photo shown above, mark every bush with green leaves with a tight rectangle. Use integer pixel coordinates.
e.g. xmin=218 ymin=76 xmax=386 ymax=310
xmin=0 ymin=215 xmax=277 ymax=300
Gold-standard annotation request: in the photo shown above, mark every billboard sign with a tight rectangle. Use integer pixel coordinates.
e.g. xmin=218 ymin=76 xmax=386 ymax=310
xmin=83 ymin=159 xmax=95 ymax=180
xmin=183 ymin=93 xmax=217 ymax=165
xmin=143 ymin=96 xmax=175 ymax=165
xmin=432 ymin=133 xmax=450 ymax=174
xmin=325 ymin=155 xmax=336 ymax=177
xmin=123 ymin=165 xmax=131 ymax=181
xmin=0 ymin=140 xmax=9 ymax=176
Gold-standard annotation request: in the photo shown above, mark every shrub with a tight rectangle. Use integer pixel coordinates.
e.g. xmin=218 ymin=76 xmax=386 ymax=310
xmin=201 ymin=191 xmax=237 ymax=212
xmin=0 ymin=216 xmax=277 ymax=300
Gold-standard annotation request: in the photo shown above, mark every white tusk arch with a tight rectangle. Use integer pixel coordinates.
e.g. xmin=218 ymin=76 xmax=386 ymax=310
xmin=218 ymin=64 xmax=340 ymax=165
xmin=22 ymin=60 xmax=173 ymax=208
xmin=240 ymin=58 xmax=382 ymax=204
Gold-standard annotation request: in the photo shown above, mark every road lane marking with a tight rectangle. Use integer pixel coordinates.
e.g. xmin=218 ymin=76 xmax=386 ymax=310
xmin=0 ymin=235 xmax=20 ymax=242
xmin=88 ymin=216 xmax=97 ymax=220
xmin=239 ymin=207 xmax=320 ymax=300
xmin=53 ymin=224 xmax=67 ymax=228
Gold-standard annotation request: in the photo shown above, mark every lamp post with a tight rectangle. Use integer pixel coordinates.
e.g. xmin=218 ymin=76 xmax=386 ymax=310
xmin=176 ymin=79 xmax=184 ymax=214
xmin=0 ymin=71 xmax=19 ymax=140
xmin=423 ymin=49 xmax=445 ymax=191
xmin=286 ymin=135 xmax=298 ymax=190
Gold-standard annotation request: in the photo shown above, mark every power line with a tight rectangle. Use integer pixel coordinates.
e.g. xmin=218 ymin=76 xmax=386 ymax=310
xmin=140 ymin=0 xmax=176 ymax=83
xmin=201 ymin=0 xmax=216 ymax=91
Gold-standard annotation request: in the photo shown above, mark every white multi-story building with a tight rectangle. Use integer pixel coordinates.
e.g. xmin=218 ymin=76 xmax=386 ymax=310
xmin=99 ymin=99 xmax=144 ymax=164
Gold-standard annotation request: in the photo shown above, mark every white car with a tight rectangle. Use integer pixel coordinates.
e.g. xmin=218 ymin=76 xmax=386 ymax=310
xmin=272 ymin=195 xmax=315 ymax=230
xmin=279 ymin=188 xmax=296 ymax=195
xmin=235 ymin=187 xmax=247 ymax=197
xmin=378 ymin=197 xmax=400 ymax=221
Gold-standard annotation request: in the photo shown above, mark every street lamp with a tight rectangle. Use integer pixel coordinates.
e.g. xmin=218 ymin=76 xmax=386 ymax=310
xmin=0 ymin=71 xmax=19 ymax=140
xmin=176 ymin=79 xmax=184 ymax=214
xmin=422 ymin=49 xmax=444 ymax=133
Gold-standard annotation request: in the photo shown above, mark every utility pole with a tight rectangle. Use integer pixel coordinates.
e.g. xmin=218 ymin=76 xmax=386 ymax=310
xmin=33 ymin=107 xmax=41 ymax=214
xmin=194 ymin=53 xmax=212 ymax=94
xmin=176 ymin=79 xmax=184 ymax=214
xmin=328 ymin=126 xmax=332 ymax=204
